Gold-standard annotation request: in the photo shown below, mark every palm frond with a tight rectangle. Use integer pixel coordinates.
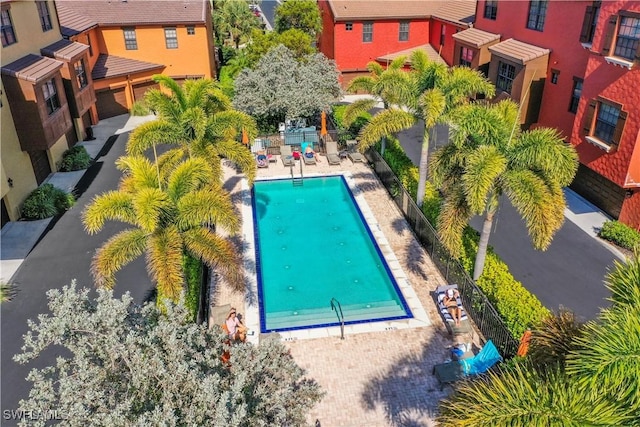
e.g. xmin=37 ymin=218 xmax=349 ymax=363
xmin=437 ymin=186 xmax=472 ymax=258
xmin=127 ymin=120 xmax=183 ymax=155
xmin=343 ymin=99 xmax=377 ymax=127
xmin=442 ymin=66 xmax=496 ymax=105
xmin=183 ymin=228 xmax=244 ymax=292
xmin=83 ymin=191 xmax=136 ymax=234
xmin=180 ymin=106 xmax=209 ymax=147
xmin=153 ymin=74 xmax=187 ymax=110
xmin=182 ymin=78 xmax=215 ymax=109
xmin=91 ymin=228 xmax=147 ymax=288
xmin=528 ymin=308 xmax=584 ymax=369
xmin=358 ymin=109 xmax=416 ymax=149
xmin=146 ymin=226 xmax=184 ymax=302
xmin=204 ymin=87 xmax=232 ymax=114
xmin=438 ymin=363 xmax=631 ymax=427
xmin=156 ymin=148 xmax=188 ymax=182
xmin=462 ymin=145 xmax=506 ymax=213
xmin=177 ymin=188 xmax=240 ymax=233
xmin=388 ymin=55 xmax=408 ymax=70
xmin=375 ymin=69 xmax=414 ymax=106
xmin=429 ymin=142 xmax=472 ymax=189
xmin=132 ymin=187 xmax=172 ymax=233
xmin=412 ymin=58 xmax=447 ymax=94
xmin=208 ymin=110 xmax=258 ymax=142
xmin=567 ymin=305 xmax=640 ymax=411
xmin=346 ymin=76 xmax=375 ymax=94
xmin=419 ymin=89 xmax=446 ymax=127
xmin=365 ymin=61 xmax=385 ymax=76
xmin=115 ymin=155 xmax=159 ymax=191
xmin=605 ymin=251 xmax=640 ymax=308
xmin=166 ymin=157 xmax=214 ymax=202
xmin=503 ymin=170 xmax=565 ymax=250
xmin=209 ymin=138 xmax=256 ymax=185
xmin=143 ymin=88 xmax=182 ymax=120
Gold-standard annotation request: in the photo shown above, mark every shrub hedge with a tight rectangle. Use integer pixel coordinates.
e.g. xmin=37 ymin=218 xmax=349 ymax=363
xmin=21 ymin=184 xmax=75 ymax=220
xmin=59 ymin=146 xmax=91 ymax=172
xmin=183 ymin=253 xmax=203 ymax=322
xmin=331 ymin=104 xmax=371 ymax=143
xmin=130 ymin=101 xmax=151 ymax=116
xmin=377 ymin=137 xmax=548 ymax=338
xmin=598 ymin=220 xmax=640 ymax=251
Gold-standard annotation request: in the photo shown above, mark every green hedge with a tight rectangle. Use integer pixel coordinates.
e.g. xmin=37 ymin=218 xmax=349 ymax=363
xmin=21 ymin=184 xmax=75 ymax=220
xmin=378 ymin=137 xmax=548 ymax=338
xmin=183 ymin=253 xmax=203 ymax=322
xmin=599 ymin=220 xmax=640 ymax=251
xmin=331 ymin=104 xmax=371 ymax=143
xmin=59 ymin=146 xmax=91 ymax=172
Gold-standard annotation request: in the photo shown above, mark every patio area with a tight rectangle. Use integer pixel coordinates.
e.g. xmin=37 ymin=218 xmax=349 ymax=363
xmin=215 ymin=152 xmax=467 ymax=426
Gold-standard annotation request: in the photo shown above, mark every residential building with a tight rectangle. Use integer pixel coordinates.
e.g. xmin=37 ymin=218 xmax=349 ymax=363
xmin=317 ymin=0 xmax=476 ymax=86
xmin=1 ymin=0 xmax=96 ymax=226
xmin=459 ymin=0 xmax=640 ymax=229
xmin=56 ymin=0 xmax=216 ymax=119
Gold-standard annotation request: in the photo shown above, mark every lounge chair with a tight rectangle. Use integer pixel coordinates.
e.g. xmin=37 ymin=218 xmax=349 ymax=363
xmin=280 ymin=145 xmax=295 ymax=167
xmin=325 ymin=140 xmax=341 ymax=165
xmin=301 ymin=142 xmax=317 ymax=165
xmin=432 ymin=340 xmax=503 ymax=389
xmin=346 ymin=139 xmax=365 ymax=163
xmin=435 ymin=284 xmax=470 ymax=336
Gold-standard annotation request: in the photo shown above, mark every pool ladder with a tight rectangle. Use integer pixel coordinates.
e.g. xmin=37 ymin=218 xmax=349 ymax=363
xmin=290 ymin=158 xmax=304 ymax=186
xmin=330 ymin=297 xmax=345 ymax=340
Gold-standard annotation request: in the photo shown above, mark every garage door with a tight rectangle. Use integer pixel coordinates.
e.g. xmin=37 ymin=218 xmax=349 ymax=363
xmin=133 ymin=81 xmax=159 ymax=102
xmin=96 ymin=87 xmax=128 ymax=120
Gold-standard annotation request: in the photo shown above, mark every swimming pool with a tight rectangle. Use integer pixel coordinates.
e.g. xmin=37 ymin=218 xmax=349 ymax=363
xmin=252 ymin=175 xmax=412 ymax=332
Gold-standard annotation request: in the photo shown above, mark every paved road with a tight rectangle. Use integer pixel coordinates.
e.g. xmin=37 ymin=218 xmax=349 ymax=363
xmin=1 ymin=131 xmax=153 ymax=419
xmin=260 ymin=1 xmax=279 ymax=30
xmin=395 ymin=123 xmax=617 ymax=321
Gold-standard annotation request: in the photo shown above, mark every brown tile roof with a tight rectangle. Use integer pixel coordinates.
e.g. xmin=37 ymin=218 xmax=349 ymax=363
xmin=92 ymin=53 xmax=164 ymax=80
xmin=1 ymin=54 xmax=64 ymax=83
xmin=55 ymin=1 xmax=98 ymax=37
xmin=488 ymin=38 xmax=551 ymax=65
xmin=431 ymin=0 xmax=476 ymax=26
xmin=41 ymin=39 xmax=90 ymax=61
xmin=452 ymin=28 xmax=501 ymax=48
xmin=328 ymin=0 xmax=443 ymax=21
xmin=376 ymin=44 xmax=446 ymax=65
xmin=56 ymin=0 xmax=207 ymax=28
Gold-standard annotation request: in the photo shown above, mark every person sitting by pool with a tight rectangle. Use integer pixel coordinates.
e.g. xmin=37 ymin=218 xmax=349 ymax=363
xmin=225 ymin=307 xmax=248 ymax=342
xmin=304 ymin=145 xmax=321 ymax=162
xmin=443 ymin=288 xmax=463 ymax=326
xmin=256 ymin=150 xmax=268 ymax=167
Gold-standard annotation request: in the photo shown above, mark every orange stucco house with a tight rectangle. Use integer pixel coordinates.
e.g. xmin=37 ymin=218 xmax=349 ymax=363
xmin=56 ymin=0 xmax=216 ymax=119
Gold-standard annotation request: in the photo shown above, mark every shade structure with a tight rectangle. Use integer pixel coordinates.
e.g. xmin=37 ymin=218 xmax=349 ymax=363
xmin=242 ymin=128 xmax=249 ymax=145
xmin=320 ymin=111 xmax=327 ymax=136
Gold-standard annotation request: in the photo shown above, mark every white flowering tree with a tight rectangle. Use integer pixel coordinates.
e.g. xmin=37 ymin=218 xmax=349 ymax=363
xmin=233 ymin=45 xmax=343 ymax=127
xmin=14 ymin=283 xmax=323 ymax=426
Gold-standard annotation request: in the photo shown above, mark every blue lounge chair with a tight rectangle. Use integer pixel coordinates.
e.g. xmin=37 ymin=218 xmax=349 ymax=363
xmin=432 ymin=340 xmax=502 ymax=389
xmin=301 ymin=142 xmax=317 ymax=165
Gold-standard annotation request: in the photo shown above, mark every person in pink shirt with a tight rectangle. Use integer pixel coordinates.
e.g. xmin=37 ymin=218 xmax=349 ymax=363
xmin=225 ymin=307 xmax=247 ymax=342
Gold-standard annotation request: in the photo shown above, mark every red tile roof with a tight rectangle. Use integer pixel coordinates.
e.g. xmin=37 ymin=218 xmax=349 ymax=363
xmin=41 ymin=39 xmax=90 ymax=61
xmin=1 ymin=54 xmax=64 ymax=83
xmin=91 ymin=53 xmax=164 ymax=80
xmin=55 ymin=1 xmax=98 ymax=37
xmin=56 ymin=0 xmax=207 ymax=29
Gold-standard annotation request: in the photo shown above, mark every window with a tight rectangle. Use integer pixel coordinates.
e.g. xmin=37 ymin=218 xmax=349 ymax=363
xmin=440 ymin=24 xmax=446 ymax=46
xmin=496 ymin=61 xmax=516 ymax=93
xmin=42 ymin=79 xmax=60 ymax=115
xmin=579 ymin=2 xmax=600 ymax=44
xmin=37 ymin=1 xmax=52 ymax=31
xmin=164 ymin=27 xmax=178 ymax=49
xmin=123 ymin=28 xmax=137 ymax=50
xmin=460 ymin=46 xmax=473 ymax=67
xmin=484 ymin=0 xmax=498 ymax=20
xmin=527 ymin=0 xmax=548 ymax=31
xmin=614 ymin=16 xmax=640 ymax=61
xmin=187 ymin=26 xmax=195 ymax=35
xmin=569 ymin=78 xmax=582 ymax=113
xmin=399 ymin=21 xmax=409 ymax=41
xmin=583 ymin=99 xmax=627 ymax=152
xmin=74 ymin=59 xmax=88 ymax=89
xmin=362 ymin=22 xmax=373 ymax=43
xmin=345 ymin=22 xmax=352 ymax=31
xmin=594 ymin=103 xmax=619 ymax=143
xmin=1 ymin=9 xmax=16 ymax=47
xmin=550 ymin=69 xmax=559 ymax=84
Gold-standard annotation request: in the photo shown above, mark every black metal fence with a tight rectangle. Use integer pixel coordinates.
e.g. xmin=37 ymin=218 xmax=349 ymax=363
xmin=367 ymin=149 xmax=519 ymax=358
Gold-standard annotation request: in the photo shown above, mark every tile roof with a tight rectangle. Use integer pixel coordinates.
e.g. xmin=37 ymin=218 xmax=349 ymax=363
xmin=55 ymin=1 xmax=98 ymax=37
xmin=488 ymin=38 xmax=551 ymax=65
xmin=56 ymin=0 xmax=207 ymax=28
xmin=41 ymin=39 xmax=90 ymax=61
xmin=452 ymin=28 xmax=501 ymax=48
xmin=376 ymin=44 xmax=446 ymax=65
xmin=91 ymin=53 xmax=164 ymax=80
xmin=1 ymin=54 xmax=64 ymax=83
xmin=327 ymin=0 xmax=475 ymax=25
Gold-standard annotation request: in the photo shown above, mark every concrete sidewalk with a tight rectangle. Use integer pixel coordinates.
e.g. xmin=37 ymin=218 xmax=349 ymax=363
xmin=0 ymin=114 xmax=156 ymax=283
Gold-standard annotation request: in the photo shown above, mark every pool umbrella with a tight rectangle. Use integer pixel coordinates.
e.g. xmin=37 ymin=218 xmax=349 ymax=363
xmin=320 ymin=111 xmax=327 ymax=137
xmin=517 ymin=329 xmax=532 ymax=357
xmin=242 ymin=128 xmax=249 ymax=145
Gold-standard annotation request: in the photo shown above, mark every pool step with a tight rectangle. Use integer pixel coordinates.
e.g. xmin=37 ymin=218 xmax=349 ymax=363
xmin=265 ymin=301 xmax=407 ymax=330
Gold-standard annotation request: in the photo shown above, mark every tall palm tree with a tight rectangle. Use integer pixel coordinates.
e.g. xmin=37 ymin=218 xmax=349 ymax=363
xmin=213 ymin=0 xmax=260 ymax=48
xmin=83 ymin=156 xmax=243 ymax=303
xmin=357 ymin=51 xmax=495 ymax=207
xmin=430 ymin=100 xmax=578 ymax=280
xmin=127 ymin=75 xmax=258 ymax=185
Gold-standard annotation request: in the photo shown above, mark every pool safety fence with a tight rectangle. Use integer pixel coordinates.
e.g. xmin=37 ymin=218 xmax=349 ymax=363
xmin=366 ymin=148 xmax=519 ymax=358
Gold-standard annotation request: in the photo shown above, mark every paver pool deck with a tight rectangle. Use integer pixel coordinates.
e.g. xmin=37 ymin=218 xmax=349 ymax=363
xmin=215 ymin=154 xmax=466 ymax=426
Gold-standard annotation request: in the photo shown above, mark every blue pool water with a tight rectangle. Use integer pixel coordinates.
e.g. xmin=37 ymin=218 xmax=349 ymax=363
xmin=252 ymin=175 xmax=411 ymax=332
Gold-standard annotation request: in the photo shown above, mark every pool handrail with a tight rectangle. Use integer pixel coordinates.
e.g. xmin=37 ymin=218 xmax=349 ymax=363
xmin=330 ymin=297 xmax=345 ymax=340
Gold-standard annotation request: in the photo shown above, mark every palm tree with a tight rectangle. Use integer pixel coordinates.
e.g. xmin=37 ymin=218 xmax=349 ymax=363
xmin=83 ymin=155 xmax=243 ymax=303
xmin=213 ymin=0 xmax=261 ymax=49
xmin=430 ymin=100 xmax=578 ymax=280
xmin=357 ymin=51 xmax=495 ymax=207
xmin=127 ymin=75 xmax=258 ymax=185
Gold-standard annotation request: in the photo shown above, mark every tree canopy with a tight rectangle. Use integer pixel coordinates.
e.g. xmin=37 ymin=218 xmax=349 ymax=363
xmin=243 ymin=28 xmax=315 ymax=69
xmin=233 ymin=45 xmax=342 ymax=125
xmin=15 ymin=283 xmax=324 ymax=426
xmin=274 ymin=0 xmax=322 ymax=38
xmin=213 ymin=0 xmax=262 ymax=48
